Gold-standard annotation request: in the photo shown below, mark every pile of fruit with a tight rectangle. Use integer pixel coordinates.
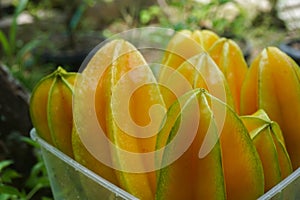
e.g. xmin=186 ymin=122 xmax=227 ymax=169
xmin=30 ymin=29 xmax=300 ymax=199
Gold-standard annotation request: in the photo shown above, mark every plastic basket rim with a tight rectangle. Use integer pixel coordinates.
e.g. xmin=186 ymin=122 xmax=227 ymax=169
xmin=258 ymin=165 xmax=300 ymax=199
xmin=30 ymin=128 xmax=139 ymax=200
xmin=30 ymin=128 xmax=300 ymax=200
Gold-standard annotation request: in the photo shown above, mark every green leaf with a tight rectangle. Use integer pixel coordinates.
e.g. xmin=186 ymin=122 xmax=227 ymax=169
xmin=0 ymin=184 xmax=21 ymax=196
xmin=0 ymin=194 xmax=10 ymax=200
xmin=26 ymin=178 xmax=50 ymax=199
xmin=0 ymin=31 xmax=11 ymax=56
xmin=10 ymin=0 xmax=29 ymax=54
xmin=26 ymin=161 xmax=49 ymax=188
xmin=16 ymin=39 xmax=41 ymax=64
xmin=140 ymin=10 xmax=151 ymax=24
xmin=69 ymin=4 xmax=86 ymax=32
xmin=20 ymin=136 xmax=40 ymax=148
xmin=1 ymin=169 xmax=21 ymax=183
xmin=14 ymin=0 xmax=29 ymax=16
xmin=0 ymin=161 xmax=13 ymax=173
xmin=26 ymin=183 xmax=43 ymax=200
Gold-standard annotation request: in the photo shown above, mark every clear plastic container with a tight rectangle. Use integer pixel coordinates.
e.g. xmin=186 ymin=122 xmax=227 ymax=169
xmin=30 ymin=129 xmax=138 ymax=200
xmin=30 ymin=129 xmax=300 ymax=200
xmin=258 ymin=167 xmax=300 ymax=200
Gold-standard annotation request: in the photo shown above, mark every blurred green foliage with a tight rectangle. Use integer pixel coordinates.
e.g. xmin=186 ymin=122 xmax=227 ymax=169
xmin=0 ymin=138 xmax=51 ymax=200
xmin=139 ymin=0 xmax=250 ymax=37
xmin=0 ymin=0 xmax=46 ymax=91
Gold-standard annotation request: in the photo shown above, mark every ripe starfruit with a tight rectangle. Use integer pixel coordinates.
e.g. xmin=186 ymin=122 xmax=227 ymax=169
xmin=72 ymin=126 xmax=120 ymax=187
xmin=73 ymin=39 xmax=166 ymax=200
xmin=159 ymin=52 xmax=235 ymax=115
xmin=159 ymin=29 xmax=219 ymax=83
xmin=30 ymin=67 xmax=76 ymax=158
xmin=208 ymin=38 xmax=248 ymax=113
xmin=241 ymin=109 xmax=293 ymax=192
xmin=240 ymin=47 xmax=300 ymax=169
xmin=156 ymin=89 xmax=264 ymax=200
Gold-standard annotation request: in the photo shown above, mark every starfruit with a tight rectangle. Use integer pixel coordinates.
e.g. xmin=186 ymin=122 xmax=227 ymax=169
xmin=160 ymin=52 xmax=235 ymax=110
xmin=30 ymin=67 xmax=76 ymax=157
xmin=159 ymin=29 xmax=219 ymax=83
xmin=156 ymin=89 xmax=264 ymax=200
xmin=241 ymin=109 xmax=293 ymax=192
xmin=73 ymin=39 xmax=166 ymax=199
xmin=240 ymin=46 xmax=300 ymax=169
xmin=72 ymin=126 xmax=119 ymax=187
xmin=208 ymin=38 xmax=248 ymax=113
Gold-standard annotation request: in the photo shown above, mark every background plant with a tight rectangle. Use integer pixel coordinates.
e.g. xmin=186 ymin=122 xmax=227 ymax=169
xmin=0 ymin=138 xmax=51 ymax=200
xmin=0 ymin=0 xmax=43 ymax=90
xmin=139 ymin=0 xmax=250 ymax=36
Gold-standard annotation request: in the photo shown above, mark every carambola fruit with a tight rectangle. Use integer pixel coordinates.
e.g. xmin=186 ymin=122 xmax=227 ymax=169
xmin=209 ymin=38 xmax=248 ymax=113
xmin=72 ymin=126 xmax=119 ymax=187
xmin=30 ymin=67 xmax=76 ymax=157
xmin=159 ymin=29 xmax=219 ymax=83
xmin=240 ymin=47 xmax=300 ymax=169
xmin=160 ymin=52 xmax=235 ymax=110
xmin=241 ymin=109 xmax=293 ymax=192
xmin=156 ymin=89 xmax=264 ymax=200
xmin=73 ymin=39 xmax=166 ymax=200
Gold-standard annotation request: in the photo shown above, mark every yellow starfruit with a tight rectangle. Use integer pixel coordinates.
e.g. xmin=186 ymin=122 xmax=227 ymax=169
xmin=241 ymin=109 xmax=293 ymax=192
xmin=209 ymin=38 xmax=248 ymax=113
xmin=240 ymin=47 xmax=300 ymax=169
xmin=73 ymin=39 xmax=166 ymax=200
xmin=156 ymin=89 xmax=264 ymax=200
xmin=30 ymin=67 xmax=76 ymax=157
xmin=159 ymin=29 xmax=219 ymax=83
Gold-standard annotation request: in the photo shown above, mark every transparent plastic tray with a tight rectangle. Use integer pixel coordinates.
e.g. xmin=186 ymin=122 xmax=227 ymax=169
xmin=30 ymin=129 xmax=137 ymax=200
xmin=30 ymin=129 xmax=300 ymax=200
